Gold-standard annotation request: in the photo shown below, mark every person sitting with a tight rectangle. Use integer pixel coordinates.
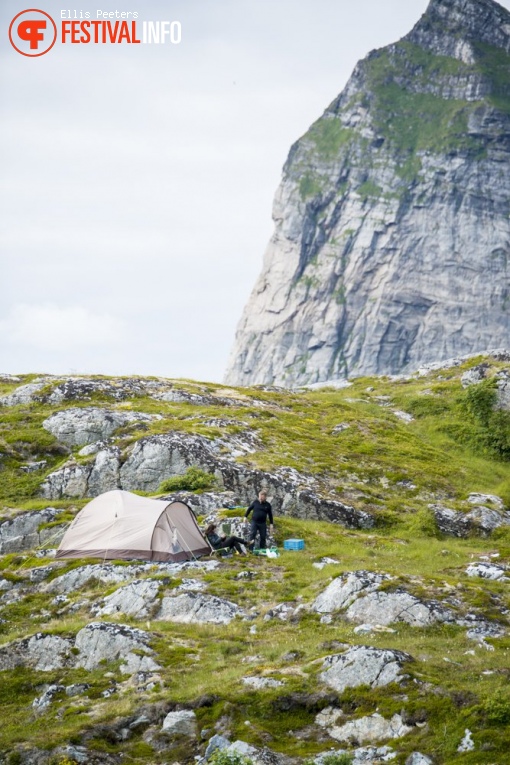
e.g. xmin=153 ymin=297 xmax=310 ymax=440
xmin=204 ymin=523 xmax=247 ymax=555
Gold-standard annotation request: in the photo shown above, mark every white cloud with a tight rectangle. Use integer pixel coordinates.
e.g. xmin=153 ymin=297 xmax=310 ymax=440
xmin=0 ymin=304 xmax=124 ymax=352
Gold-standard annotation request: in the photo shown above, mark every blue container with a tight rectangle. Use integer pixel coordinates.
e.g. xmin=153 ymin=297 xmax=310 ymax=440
xmin=283 ymin=538 xmax=305 ymax=550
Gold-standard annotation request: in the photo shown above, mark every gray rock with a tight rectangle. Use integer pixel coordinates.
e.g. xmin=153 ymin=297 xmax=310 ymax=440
xmin=313 ymin=557 xmax=340 ymax=570
xmin=54 ymin=746 xmax=89 ymax=764
xmin=92 ymin=579 xmax=161 ymax=619
xmin=466 ymin=562 xmax=508 ymax=581
xmin=242 ymin=677 xmax=284 ymax=689
xmin=0 ymin=508 xmax=66 ymax=554
xmin=263 ymin=602 xmax=301 ymax=622
xmin=32 ymin=684 xmax=65 ymax=710
xmin=312 ymin=571 xmax=391 ymax=614
xmin=332 ymin=423 xmax=350 ymax=434
xmin=42 ymin=407 xmax=159 ymax=447
xmin=65 ymin=683 xmax=89 ymax=697
xmin=74 ymin=622 xmax=160 ymax=674
xmin=328 ymin=712 xmax=412 ymax=744
xmin=467 ymin=493 xmax=504 ymax=510
xmin=461 ymin=365 xmax=489 ymax=388
xmin=46 ymin=560 xmax=218 ymax=594
xmin=320 ymin=645 xmax=412 ymax=693
xmin=432 ymin=503 xmax=510 ymax=537
xmin=45 ymin=376 xmax=173 ymax=404
xmin=0 ymin=633 xmax=73 ymax=672
xmin=312 ymin=747 xmax=397 ymax=765
xmin=0 ymin=381 xmax=48 ymax=406
xmin=392 ymin=410 xmax=415 ymax=423
xmin=406 ymin=755 xmax=434 ymax=765
xmin=345 ymin=590 xmax=453 ymax=627
xmin=205 ymin=733 xmax=231 ymax=758
xmin=20 ymin=460 xmax=47 ymax=473
xmin=158 ymin=592 xmax=244 ymax=625
xmin=161 ymin=709 xmax=196 ymax=737
xmin=457 ymin=729 xmax=474 ymax=753
xmin=225 ymin=741 xmax=259 ymax=758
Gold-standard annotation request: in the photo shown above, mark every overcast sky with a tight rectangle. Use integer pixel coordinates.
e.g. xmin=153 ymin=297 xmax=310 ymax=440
xmin=2 ymin=0 xmax=509 ymax=382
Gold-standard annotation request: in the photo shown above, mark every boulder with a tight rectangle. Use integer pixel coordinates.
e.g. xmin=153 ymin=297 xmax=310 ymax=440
xmin=205 ymin=733 xmax=231 ymax=758
xmin=466 ymin=562 xmax=507 ymax=581
xmin=460 ymin=365 xmax=489 ymax=388
xmin=457 ymin=729 xmax=475 ymax=753
xmin=312 ymin=571 xmax=391 ymax=614
xmin=320 ymin=646 xmax=412 ymax=693
xmin=40 ymin=448 xmax=121 ymax=499
xmin=40 ymin=461 xmax=92 ymax=500
xmin=328 ymin=712 xmax=412 ymax=744
xmin=312 ymin=746 xmax=397 ymax=764
xmin=74 ymin=622 xmax=160 ymax=674
xmin=46 ymin=560 xmax=219 ymax=595
xmin=467 ymin=493 xmax=504 ymax=510
xmin=161 ymin=709 xmax=197 ymax=737
xmin=242 ymin=677 xmax=284 ymax=689
xmin=46 ymin=376 xmax=173 ymax=404
xmin=158 ymin=592 xmax=244 ymax=625
xmin=32 ymin=684 xmax=65 ymax=710
xmin=0 ymin=633 xmax=73 ymax=672
xmin=406 ymin=755 xmax=434 ymax=765
xmin=432 ymin=504 xmax=510 ymax=537
xmin=0 ymin=380 xmax=48 ymax=406
xmin=345 ymin=590 xmax=453 ymax=627
xmin=42 ymin=407 xmax=159 ymax=447
xmin=92 ymin=579 xmax=161 ymax=619
xmin=0 ymin=508 xmax=66 ymax=554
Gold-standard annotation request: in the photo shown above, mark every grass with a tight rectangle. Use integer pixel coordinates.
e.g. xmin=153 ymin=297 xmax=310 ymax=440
xmin=1 ymin=360 xmax=510 ymax=760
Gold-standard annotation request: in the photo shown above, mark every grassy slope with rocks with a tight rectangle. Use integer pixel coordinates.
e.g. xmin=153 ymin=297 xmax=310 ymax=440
xmin=0 ymin=355 xmax=510 ymax=764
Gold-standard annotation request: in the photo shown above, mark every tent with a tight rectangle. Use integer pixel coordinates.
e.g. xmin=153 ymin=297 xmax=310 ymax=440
xmin=56 ymin=489 xmax=211 ymax=562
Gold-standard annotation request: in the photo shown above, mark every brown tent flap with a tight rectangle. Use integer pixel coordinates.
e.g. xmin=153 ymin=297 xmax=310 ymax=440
xmin=56 ymin=490 xmax=210 ymax=562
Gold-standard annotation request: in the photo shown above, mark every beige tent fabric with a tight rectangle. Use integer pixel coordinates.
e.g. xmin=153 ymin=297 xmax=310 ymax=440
xmin=57 ymin=490 xmax=210 ymax=562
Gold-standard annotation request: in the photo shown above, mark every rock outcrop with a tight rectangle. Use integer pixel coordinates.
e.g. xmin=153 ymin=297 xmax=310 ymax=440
xmin=42 ymin=407 xmax=159 ymax=447
xmin=0 ymin=508 xmax=67 ymax=554
xmin=226 ymin=0 xmax=510 ymax=386
xmin=320 ymin=646 xmax=412 ymax=693
xmin=39 ymin=433 xmax=374 ymax=530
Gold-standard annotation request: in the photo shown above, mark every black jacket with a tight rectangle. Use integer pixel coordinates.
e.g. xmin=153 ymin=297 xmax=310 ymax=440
xmin=246 ymin=499 xmax=273 ymax=525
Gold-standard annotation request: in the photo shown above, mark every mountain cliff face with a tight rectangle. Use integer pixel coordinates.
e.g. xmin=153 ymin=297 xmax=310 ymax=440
xmin=226 ymin=0 xmax=510 ymax=387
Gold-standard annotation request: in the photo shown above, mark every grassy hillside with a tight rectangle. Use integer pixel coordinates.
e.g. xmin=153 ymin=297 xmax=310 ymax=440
xmin=0 ymin=356 xmax=510 ymax=764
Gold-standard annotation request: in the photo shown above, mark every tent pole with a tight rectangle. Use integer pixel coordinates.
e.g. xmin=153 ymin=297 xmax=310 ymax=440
xmin=173 ymin=526 xmax=208 ymax=573
xmin=100 ymin=513 xmax=118 ymax=572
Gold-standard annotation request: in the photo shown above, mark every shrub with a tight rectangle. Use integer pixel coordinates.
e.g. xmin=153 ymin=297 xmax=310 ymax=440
xmin=158 ymin=467 xmax=217 ymax=493
xmin=462 ymin=379 xmax=510 ymax=460
xmin=484 ymin=690 xmax=510 ymax=724
xmin=304 ymin=754 xmax=353 ymax=765
xmin=322 ymin=753 xmax=354 ymax=765
xmin=208 ymin=750 xmax=254 ymax=765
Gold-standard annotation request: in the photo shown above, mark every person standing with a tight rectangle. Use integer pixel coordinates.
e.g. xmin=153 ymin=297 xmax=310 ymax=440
xmin=245 ymin=490 xmax=274 ymax=550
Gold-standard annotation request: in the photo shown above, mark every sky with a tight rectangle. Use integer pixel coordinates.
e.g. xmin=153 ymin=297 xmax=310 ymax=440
xmin=1 ymin=0 xmax=509 ymax=382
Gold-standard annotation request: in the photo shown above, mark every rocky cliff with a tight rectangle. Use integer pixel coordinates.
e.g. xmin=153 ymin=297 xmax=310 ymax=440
xmin=226 ymin=0 xmax=510 ymax=387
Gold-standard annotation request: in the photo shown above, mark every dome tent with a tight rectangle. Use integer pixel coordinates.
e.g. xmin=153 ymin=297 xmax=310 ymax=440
xmin=56 ymin=489 xmax=211 ymax=562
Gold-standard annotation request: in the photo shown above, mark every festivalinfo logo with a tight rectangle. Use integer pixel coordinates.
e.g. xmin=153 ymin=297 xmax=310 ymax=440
xmin=9 ymin=8 xmax=182 ymax=56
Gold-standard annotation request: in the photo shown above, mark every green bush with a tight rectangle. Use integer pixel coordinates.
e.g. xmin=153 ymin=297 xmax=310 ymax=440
xmin=484 ymin=691 xmax=510 ymax=724
xmin=304 ymin=754 xmax=353 ymax=765
xmin=158 ymin=467 xmax=217 ymax=493
xmin=462 ymin=379 xmax=510 ymax=460
xmin=208 ymin=750 xmax=254 ymax=765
